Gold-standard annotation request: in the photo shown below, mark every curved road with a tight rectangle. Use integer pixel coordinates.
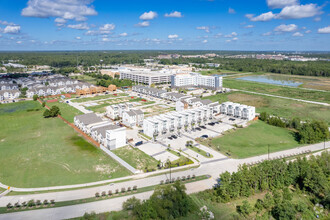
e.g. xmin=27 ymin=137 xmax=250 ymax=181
xmin=0 ymin=141 xmax=328 ymax=220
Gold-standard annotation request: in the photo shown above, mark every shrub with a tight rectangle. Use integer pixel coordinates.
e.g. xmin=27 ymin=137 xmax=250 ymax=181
xmin=187 ymin=175 xmax=191 ymax=180
xmin=127 ymin=187 xmax=131 ymax=192
xmin=115 ymin=189 xmax=119 ymax=194
xmin=95 ymin=192 xmax=100 ymax=197
xmin=160 ymin=180 xmax=164 ymax=185
xmin=14 ymin=202 xmax=21 ymax=208
xmin=43 ymin=200 xmax=49 ymax=205
xmin=108 ymin=190 xmax=112 ymax=196
xmin=6 ymin=203 xmax=13 ymax=209
xmin=121 ymin=188 xmax=126 ymax=193
xmin=133 ymin=185 xmax=137 ymax=191
xmin=182 ymin=176 xmax=186 ymax=181
xmin=192 ymin=174 xmax=196 ymax=179
xmin=28 ymin=200 xmax=35 ymax=207
xmin=101 ymin=191 xmax=106 ymax=197
xmin=22 ymin=201 xmax=27 ymax=207
xmin=50 ymin=200 xmax=55 ymax=205
xmin=36 ymin=200 xmax=42 ymax=206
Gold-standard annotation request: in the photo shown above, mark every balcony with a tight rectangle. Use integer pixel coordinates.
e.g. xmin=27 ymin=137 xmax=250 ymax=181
xmin=170 ymin=126 xmax=175 ymax=132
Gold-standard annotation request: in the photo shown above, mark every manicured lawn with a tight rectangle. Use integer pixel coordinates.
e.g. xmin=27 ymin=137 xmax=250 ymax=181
xmin=187 ymin=145 xmax=213 ymax=158
xmin=71 ymin=93 xmax=128 ymax=103
xmin=46 ymin=100 xmax=82 ymax=123
xmin=205 ymin=92 xmax=330 ymax=125
xmin=112 ymin=146 xmax=159 ymax=171
xmin=223 ymin=78 xmax=330 ymax=103
xmin=0 ymin=101 xmax=130 ymax=188
xmin=200 ymin=121 xmax=300 ymax=158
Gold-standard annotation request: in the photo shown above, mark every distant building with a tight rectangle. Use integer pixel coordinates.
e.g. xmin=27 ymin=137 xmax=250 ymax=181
xmin=0 ymin=90 xmax=20 ymax=101
xmin=122 ymin=109 xmax=144 ymax=127
xmin=171 ymin=73 xmax=223 ymax=90
xmin=221 ymin=102 xmax=255 ymax=120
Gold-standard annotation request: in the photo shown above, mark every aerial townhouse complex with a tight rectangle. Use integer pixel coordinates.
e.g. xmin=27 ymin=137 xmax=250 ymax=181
xmin=171 ymin=73 xmax=223 ymax=90
xmin=0 ymin=79 xmax=20 ymax=101
xmin=106 ymin=103 xmax=144 ymax=127
xmin=74 ymin=113 xmax=126 ymax=150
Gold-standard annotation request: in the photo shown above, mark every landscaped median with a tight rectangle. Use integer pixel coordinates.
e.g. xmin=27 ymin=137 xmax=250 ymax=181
xmin=0 ymin=175 xmax=209 ymax=214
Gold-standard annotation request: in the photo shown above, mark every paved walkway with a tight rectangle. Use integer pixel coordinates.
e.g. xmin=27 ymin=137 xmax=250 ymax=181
xmin=235 ymin=89 xmax=330 ymax=106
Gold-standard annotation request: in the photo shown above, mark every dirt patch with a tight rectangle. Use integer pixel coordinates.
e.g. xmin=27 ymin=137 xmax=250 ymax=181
xmin=94 ymin=165 xmax=113 ymax=174
xmin=291 ymin=103 xmax=304 ymax=108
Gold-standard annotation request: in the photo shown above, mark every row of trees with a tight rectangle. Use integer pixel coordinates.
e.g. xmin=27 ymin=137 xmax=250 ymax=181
xmin=259 ymin=112 xmax=329 ymax=144
xmin=43 ymin=106 xmax=61 ymax=118
xmin=85 ymin=72 xmax=133 ymax=87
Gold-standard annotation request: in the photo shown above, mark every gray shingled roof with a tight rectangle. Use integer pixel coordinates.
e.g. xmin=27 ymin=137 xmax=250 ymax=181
xmin=200 ymin=99 xmax=213 ymax=105
xmin=92 ymin=124 xmax=121 ymax=137
xmin=75 ymin=113 xmax=104 ymax=125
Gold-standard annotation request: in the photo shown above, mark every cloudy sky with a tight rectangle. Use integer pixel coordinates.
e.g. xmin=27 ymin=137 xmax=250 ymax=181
xmin=0 ymin=0 xmax=329 ymax=51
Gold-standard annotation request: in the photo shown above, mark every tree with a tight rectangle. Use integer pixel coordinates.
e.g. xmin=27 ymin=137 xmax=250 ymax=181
xmin=263 ymin=193 xmax=274 ymax=210
xmin=282 ymin=187 xmax=293 ymax=201
xmin=239 ymin=200 xmax=252 ymax=217
xmin=254 ymin=199 xmax=264 ymax=213
xmin=123 ymin=197 xmax=141 ymax=210
xmin=42 ymin=102 xmax=46 ymax=107
xmin=150 ymin=83 xmax=155 ymax=88
xmin=272 ymin=200 xmax=297 ymax=220
xmin=33 ymin=94 xmax=38 ymax=101
xmin=44 ymin=106 xmax=61 ymax=118
xmin=43 ymin=109 xmax=51 ymax=118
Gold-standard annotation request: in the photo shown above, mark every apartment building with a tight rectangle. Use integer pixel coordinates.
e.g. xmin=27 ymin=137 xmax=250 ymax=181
xmin=171 ymin=72 xmax=223 ymax=90
xmin=221 ymin=102 xmax=255 ymax=120
xmin=122 ymin=109 xmax=144 ymax=127
xmin=120 ymin=69 xmax=173 ymax=85
xmin=0 ymin=90 xmax=21 ymax=101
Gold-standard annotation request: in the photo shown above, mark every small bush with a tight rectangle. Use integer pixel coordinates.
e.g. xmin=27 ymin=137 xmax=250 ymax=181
xmin=28 ymin=199 xmax=35 ymax=207
xmin=95 ymin=192 xmax=100 ymax=197
xmin=127 ymin=187 xmax=131 ymax=192
xmin=115 ymin=189 xmax=119 ymax=194
xmin=192 ymin=174 xmax=196 ymax=179
xmin=101 ymin=191 xmax=106 ymax=197
xmin=43 ymin=200 xmax=49 ymax=205
xmin=108 ymin=190 xmax=112 ymax=196
xmin=6 ymin=203 xmax=13 ymax=209
xmin=121 ymin=188 xmax=126 ymax=193
xmin=160 ymin=180 xmax=164 ymax=185
xmin=15 ymin=202 xmax=21 ymax=208
xmin=36 ymin=200 xmax=42 ymax=206
xmin=182 ymin=176 xmax=186 ymax=181
xmin=133 ymin=185 xmax=137 ymax=191
xmin=50 ymin=200 xmax=55 ymax=205
xmin=22 ymin=202 xmax=27 ymax=207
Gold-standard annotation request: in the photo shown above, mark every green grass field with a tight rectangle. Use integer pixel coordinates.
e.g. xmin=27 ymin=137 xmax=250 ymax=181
xmin=200 ymin=121 xmax=300 ymax=158
xmin=70 ymin=75 xmax=97 ymax=85
xmin=46 ymin=100 xmax=82 ymax=123
xmin=205 ymin=92 xmax=330 ymax=125
xmin=0 ymin=101 xmax=130 ymax=188
xmin=112 ymin=146 xmax=159 ymax=171
xmin=223 ymin=78 xmax=330 ymax=103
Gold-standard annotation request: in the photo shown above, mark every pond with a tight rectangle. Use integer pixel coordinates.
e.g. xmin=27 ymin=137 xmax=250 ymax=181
xmin=237 ymin=75 xmax=303 ymax=87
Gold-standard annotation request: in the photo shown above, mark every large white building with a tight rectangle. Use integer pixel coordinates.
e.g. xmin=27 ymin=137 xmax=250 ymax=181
xmin=74 ymin=113 xmax=126 ymax=149
xmin=119 ymin=67 xmax=174 ymax=85
xmin=171 ymin=73 xmax=223 ymax=90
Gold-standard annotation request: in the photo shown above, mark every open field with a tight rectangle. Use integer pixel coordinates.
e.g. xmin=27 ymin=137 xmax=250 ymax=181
xmin=46 ymin=100 xmax=82 ymax=123
xmin=70 ymin=75 xmax=97 ymax=85
xmin=199 ymin=69 xmax=241 ymax=75
xmin=112 ymin=146 xmax=159 ymax=171
xmin=198 ymin=121 xmax=300 ymax=158
xmin=70 ymin=93 xmax=128 ymax=103
xmin=224 ymin=78 xmax=330 ymax=103
xmin=205 ymin=91 xmax=330 ymax=124
xmin=0 ymin=101 xmax=130 ymax=188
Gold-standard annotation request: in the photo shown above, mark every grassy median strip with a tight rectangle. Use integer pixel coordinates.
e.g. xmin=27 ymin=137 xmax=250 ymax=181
xmin=0 ymin=175 xmax=209 ymax=214
xmin=187 ymin=145 xmax=213 ymax=158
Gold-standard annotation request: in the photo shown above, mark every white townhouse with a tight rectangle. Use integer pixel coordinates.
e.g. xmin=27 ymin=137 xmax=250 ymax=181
xmin=220 ymin=102 xmax=255 ymax=121
xmin=74 ymin=113 xmax=108 ymax=135
xmin=0 ymin=90 xmax=20 ymax=101
xmin=106 ymin=105 xmax=120 ymax=120
xmin=0 ymin=83 xmax=18 ymax=90
xmin=122 ymin=109 xmax=144 ymax=127
xmin=0 ymin=79 xmax=13 ymax=84
xmin=90 ymin=124 xmax=126 ymax=149
xmin=142 ymin=106 xmax=216 ymax=138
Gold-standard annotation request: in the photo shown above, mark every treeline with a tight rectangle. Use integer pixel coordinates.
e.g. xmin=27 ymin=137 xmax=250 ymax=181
xmin=160 ymin=57 xmax=330 ymax=77
xmin=211 ymin=152 xmax=329 ymax=219
xmin=85 ymin=72 xmax=133 ymax=87
xmin=259 ymin=112 xmax=329 ymax=144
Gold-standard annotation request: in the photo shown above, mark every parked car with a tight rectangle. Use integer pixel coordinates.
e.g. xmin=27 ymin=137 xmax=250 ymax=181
xmin=200 ymin=126 xmax=206 ymax=129
xmin=171 ymin=135 xmax=177 ymax=139
xmin=168 ymin=137 xmax=173 ymax=140
xmin=201 ymin=135 xmax=208 ymax=138
xmin=135 ymin=141 xmax=143 ymax=146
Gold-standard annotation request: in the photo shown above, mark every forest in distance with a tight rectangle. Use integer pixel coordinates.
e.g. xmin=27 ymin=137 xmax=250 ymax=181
xmin=0 ymin=51 xmax=329 ymax=77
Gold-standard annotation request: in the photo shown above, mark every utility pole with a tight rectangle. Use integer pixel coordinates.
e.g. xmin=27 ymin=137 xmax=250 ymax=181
xmin=268 ymin=144 xmax=270 ymax=160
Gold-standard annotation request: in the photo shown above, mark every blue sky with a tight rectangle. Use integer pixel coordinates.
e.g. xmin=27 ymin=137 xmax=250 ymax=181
xmin=0 ymin=0 xmax=329 ymax=51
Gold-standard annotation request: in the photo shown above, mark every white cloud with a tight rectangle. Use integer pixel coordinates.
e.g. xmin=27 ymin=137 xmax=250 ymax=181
xmin=168 ymin=34 xmax=178 ymax=39
xmin=318 ymin=26 xmax=330 ymax=34
xmin=226 ymin=39 xmax=232 ymax=43
xmin=267 ymin=0 xmax=298 ymax=9
xmin=75 ymin=36 xmax=81 ymax=40
xmin=314 ymin=17 xmax=321 ymax=22
xmin=16 ymin=41 xmax=22 ymax=44
xmin=202 ymin=40 xmax=208 ymax=43
xmin=292 ymin=32 xmax=303 ymax=37
xmin=67 ymin=23 xmax=89 ymax=30
xmin=119 ymin=32 xmax=128 ymax=37
xmin=224 ymin=32 xmax=238 ymax=38
xmin=135 ymin=21 xmax=150 ymax=27
xmin=274 ymin=24 xmax=297 ymax=32
xmin=196 ymin=26 xmax=210 ymax=33
xmin=305 ymin=30 xmax=311 ymax=34
xmin=262 ymin=31 xmax=272 ymax=36
xmin=99 ymin=23 xmax=115 ymax=33
xmin=3 ymin=25 xmax=21 ymax=34
xmin=55 ymin=18 xmax=67 ymax=23
xmin=277 ymin=4 xmax=322 ymax=19
xmin=139 ymin=11 xmax=158 ymax=20
xmin=102 ymin=37 xmax=111 ymax=42
xmin=250 ymin=12 xmax=276 ymax=21
xmin=245 ymin=14 xmax=255 ymax=19
xmin=0 ymin=20 xmax=16 ymax=26
xmin=232 ymin=37 xmax=238 ymax=41
xmin=244 ymin=25 xmax=254 ymax=28
xmin=164 ymin=11 xmax=183 ymax=18
xmin=215 ymin=33 xmax=223 ymax=38
xmin=228 ymin=8 xmax=236 ymax=14
xmin=21 ymin=0 xmax=97 ymax=22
